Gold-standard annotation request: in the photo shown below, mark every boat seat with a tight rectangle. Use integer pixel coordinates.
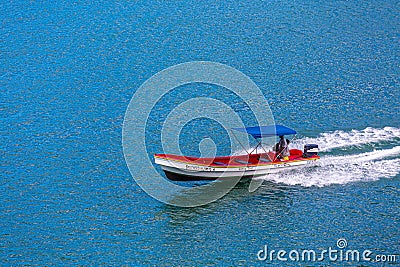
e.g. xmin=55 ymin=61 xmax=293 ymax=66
xmin=213 ymin=161 xmax=227 ymax=166
xmin=234 ymin=159 xmax=250 ymax=165
xmin=259 ymin=157 xmax=271 ymax=163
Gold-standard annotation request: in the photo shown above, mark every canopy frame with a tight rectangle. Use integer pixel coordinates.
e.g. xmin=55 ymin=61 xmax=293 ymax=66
xmin=230 ymin=125 xmax=297 ymax=161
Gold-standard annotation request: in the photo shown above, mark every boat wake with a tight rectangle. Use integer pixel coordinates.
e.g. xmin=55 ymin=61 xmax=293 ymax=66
xmin=293 ymin=126 xmax=400 ymax=152
xmin=254 ymin=127 xmax=400 ymax=187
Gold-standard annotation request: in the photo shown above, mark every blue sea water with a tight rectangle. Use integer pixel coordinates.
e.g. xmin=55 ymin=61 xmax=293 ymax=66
xmin=1 ymin=0 xmax=399 ymax=266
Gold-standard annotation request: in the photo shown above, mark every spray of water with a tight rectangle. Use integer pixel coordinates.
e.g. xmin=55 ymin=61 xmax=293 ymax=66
xmin=259 ymin=147 xmax=400 ymax=187
xmin=294 ymin=126 xmax=400 ymax=152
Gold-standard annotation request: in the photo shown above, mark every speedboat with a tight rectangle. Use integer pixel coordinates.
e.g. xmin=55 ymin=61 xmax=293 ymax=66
xmin=154 ymin=125 xmax=320 ymax=181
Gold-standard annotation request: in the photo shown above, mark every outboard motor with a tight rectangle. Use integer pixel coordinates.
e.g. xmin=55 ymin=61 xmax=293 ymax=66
xmin=304 ymin=144 xmax=319 ymax=158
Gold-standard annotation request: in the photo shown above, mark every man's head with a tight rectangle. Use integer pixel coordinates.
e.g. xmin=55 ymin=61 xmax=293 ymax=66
xmin=279 ymin=135 xmax=284 ymax=139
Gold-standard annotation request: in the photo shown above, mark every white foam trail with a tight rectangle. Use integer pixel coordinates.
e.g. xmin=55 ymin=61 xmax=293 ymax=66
xmin=294 ymin=127 xmax=400 ymax=152
xmin=258 ymin=146 xmax=400 ymax=187
xmin=324 ymin=146 xmax=400 ymax=163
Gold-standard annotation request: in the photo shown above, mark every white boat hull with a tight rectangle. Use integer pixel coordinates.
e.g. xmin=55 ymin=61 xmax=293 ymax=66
xmin=155 ymin=156 xmax=318 ymax=180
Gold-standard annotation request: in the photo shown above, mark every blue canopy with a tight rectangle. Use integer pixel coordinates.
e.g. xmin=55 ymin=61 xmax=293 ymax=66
xmin=232 ymin=125 xmax=297 ymax=139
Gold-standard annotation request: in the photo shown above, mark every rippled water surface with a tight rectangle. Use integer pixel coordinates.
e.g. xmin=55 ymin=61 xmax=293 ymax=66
xmin=1 ymin=0 xmax=399 ymax=266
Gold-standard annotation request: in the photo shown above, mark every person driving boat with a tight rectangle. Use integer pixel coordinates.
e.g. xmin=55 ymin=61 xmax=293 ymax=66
xmin=275 ymin=135 xmax=290 ymax=160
